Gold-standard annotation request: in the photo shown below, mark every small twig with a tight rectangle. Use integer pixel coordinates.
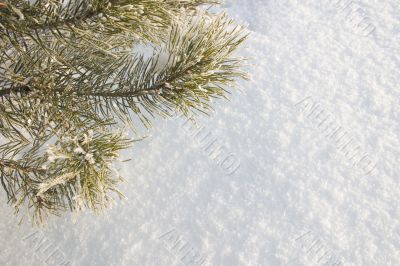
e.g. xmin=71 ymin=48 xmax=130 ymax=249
xmin=0 ymin=159 xmax=46 ymax=174
xmin=0 ymin=86 xmax=31 ymax=98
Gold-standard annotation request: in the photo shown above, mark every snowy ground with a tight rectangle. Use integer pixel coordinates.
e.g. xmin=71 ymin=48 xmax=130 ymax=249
xmin=1 ymin=0 xmax=400 ymax=265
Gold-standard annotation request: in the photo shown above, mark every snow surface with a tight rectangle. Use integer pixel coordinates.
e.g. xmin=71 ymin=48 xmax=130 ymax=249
xmin=1 ymin=0 xmax=400 ymax=265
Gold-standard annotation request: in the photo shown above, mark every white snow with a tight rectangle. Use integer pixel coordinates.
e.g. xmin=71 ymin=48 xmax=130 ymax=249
xmin=1 ymin=0 xmax=400 ymax=265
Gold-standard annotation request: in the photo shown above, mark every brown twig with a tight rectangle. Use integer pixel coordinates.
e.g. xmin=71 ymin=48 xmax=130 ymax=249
xmin=0 ymin=159 xmax=46 ymax=174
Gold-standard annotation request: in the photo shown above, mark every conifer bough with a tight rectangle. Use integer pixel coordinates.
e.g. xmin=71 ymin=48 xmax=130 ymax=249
xmin=0 ymin=0 xmax=247 ymax=224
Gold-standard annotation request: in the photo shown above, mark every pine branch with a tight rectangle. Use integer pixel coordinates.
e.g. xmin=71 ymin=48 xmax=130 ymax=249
xmin=86 ymin=63 xmax=197 ymax=98
xmin=0 ymin=0 xmax=247 ymax=225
